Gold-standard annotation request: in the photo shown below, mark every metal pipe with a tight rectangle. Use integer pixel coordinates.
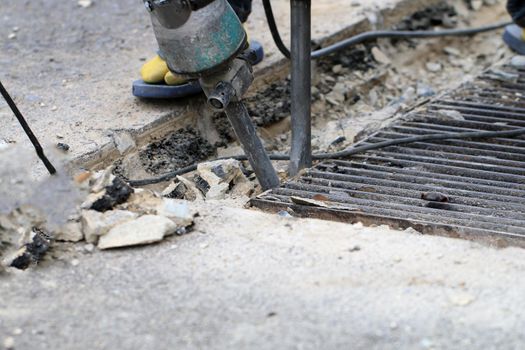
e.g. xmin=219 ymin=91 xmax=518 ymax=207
xmin=289 ymin=0 xmax=312 ymax=176
xmin=224 ymin=101 xmax=280 ymax=190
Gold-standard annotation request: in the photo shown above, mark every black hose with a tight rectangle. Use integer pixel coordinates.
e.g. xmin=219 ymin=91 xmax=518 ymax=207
xmin=262 ymin=0 xmax=291 ymax=59
xmin=128 ymin=128 xmax=525 ymax=187
xmin=262 ymin=0 xmax=511 ymax=59
xmin=0 ymin=80 xmax=57 ymax=175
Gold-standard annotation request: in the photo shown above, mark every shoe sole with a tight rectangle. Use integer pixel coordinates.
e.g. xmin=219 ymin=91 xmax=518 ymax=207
xmin=503 ymin=27 xmax=525 ymax=55
xmin=133 ymin=41 xmax=264 ymax=99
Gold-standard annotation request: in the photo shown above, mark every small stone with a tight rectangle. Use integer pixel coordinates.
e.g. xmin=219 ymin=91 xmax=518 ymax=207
xmin=98 ymin=215 xmax=177 ymax=249
xmin=371 ymin=47 xmax=391 ymax=65
xmin=71 ymin=259 xmax=80 ymax=266
xmin=420 ymin=338 xmax=434 ymax=349
xmin=12 ymin=27 xmax=19 ymax=33
xmin=416 ymin=82 xmax=435 ymax=97
xmin=3 ymin=337 xmax=15 ymax=349
xmin=51 ymin=105 xmax=58 ymax=111
xmin=425 ymin=62 xmax=442 ymax=73
xmin=404 ymin=227 xmax=422 ymax=235
xmin=12 ymin=328 xmax=22 ymax=336
xmin=332 ymin=64 xmax=343 ymax=74
xmin=511 ymin=56 xmax=525 ymax=69
xmin=112 ymin=131 xmax=136 ymax=155
xmin=443 ymin=46 xmax=461 ymax=57
xmin=84 ymin=243 xmax=95 ymax=253
xmin=7 ymin=33 xmax=16 ymax=40
xmin=436 ymin=109 xmax=464 ymax=121
xmin=277 ymin=210 xmax=292 ymax=218
xmin=78 ymin=0 xmax=93 ymax=8
xmin=449 ymin=293 xmax=475 ymax=306
xmin=56 ymin=142 xmax=70 ymax=152
xmin=470 ymin=0 xmax=482 ymax=10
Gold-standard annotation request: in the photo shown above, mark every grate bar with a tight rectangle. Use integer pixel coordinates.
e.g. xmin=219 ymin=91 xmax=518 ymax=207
xmin=305 ymin=171 xmax=525 ymax=207
xmin=328 ymin=161 xmax=525 ymax=192
xmin=365 ymin=137 xmax=525 ymax=162
xmin=296 ymin=177 xmax=525 ymax=216
xmin=268 ymin=189 xmax=525 ymax=234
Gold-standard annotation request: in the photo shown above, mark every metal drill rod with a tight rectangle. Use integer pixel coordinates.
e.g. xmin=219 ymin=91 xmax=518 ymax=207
xmin=289 ymin=0 xmax=312 ymax=176
xmin=224 ymin=101 xmax=280 ymax=190
xmin=0 ymin=80 xmax=57 ymax=175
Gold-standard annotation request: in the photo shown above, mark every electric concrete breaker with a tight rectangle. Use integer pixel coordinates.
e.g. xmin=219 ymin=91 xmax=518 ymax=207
xmin=143 ymin=0 xmax=282 ymax=190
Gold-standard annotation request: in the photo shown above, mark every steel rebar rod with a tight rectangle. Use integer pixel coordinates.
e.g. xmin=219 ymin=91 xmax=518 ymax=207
xmin=289 ymin=0 xmax=312 ymax=176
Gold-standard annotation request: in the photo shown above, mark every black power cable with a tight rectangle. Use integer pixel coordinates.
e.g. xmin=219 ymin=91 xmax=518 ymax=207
xmin=262 ymin=0 xmax=511 ymax=59
xmin=0 ymin=80 xmax=57 ymax=175
xmin=128 ymin=127 xmax=525 ymax=187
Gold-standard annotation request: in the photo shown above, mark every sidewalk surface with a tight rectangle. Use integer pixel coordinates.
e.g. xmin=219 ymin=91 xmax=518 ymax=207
xmin=1 ymin=203 xmax=524 ymax=349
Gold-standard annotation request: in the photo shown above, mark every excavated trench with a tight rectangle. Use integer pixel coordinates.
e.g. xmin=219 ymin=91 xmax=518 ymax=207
xmin=114 ymin=0 xmax=512 ymax=195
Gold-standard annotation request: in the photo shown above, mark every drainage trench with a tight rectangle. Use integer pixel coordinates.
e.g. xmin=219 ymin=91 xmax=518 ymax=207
xmin=253 ymin=64 xmax=525 ymax=247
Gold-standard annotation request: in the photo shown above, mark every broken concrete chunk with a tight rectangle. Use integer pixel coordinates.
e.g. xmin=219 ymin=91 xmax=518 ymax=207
xmin=90 ymin=167 xmax=115 ymax=193
xmin=97 ymin=215 xmax=177 ymax=250
xmin=90 ymin=177 xmax=134 ymax=212
xmin=81 ymin=209 xmax=138 ymax=244
xmin=118 ymin=189 xmax=163 ymax=214
xmin=162 ymin=181 xmax=187 ymax=199
xmin=6 ymin=228 xmax=51 ymax=270
xmin=156 ymin=199 xmax=197 ymax=231
xmin=197 ymin=159 xmax=253 ymax=200
xmin=54 ymin=221 xmax=83 ymax=242
xmin=175 ymin=176 xmax=205 ymax=201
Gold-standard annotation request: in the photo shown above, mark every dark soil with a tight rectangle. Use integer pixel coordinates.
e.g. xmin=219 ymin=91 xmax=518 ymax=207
xmin=139 ymin=127 xmax=216 ymax=175
xmin=394 ymin=1 xmax=458 ymax=32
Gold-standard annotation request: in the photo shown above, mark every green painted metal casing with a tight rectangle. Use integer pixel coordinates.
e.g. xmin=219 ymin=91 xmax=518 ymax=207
xmin=148 ymin=0 xmax=247 ymax=78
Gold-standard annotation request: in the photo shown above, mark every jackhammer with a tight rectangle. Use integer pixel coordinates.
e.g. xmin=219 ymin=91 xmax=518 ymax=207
xmin=143 ymin=0 xmax=313 ymax=189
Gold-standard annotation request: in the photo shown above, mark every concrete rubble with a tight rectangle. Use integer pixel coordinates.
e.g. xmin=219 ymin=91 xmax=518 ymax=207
xmin=0 ymin=147 xmax=201 ymax=269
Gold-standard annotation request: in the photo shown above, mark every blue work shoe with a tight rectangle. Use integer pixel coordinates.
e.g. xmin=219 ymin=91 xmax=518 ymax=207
xmin=503 ymin=24 xmax=525 ymax=55
xmin=132 ymin=40 xmax=265 ymax=99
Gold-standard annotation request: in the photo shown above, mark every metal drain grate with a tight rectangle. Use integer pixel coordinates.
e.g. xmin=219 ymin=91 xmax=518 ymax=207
xmin=252 ymin=65 xmax=525 ymax=247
